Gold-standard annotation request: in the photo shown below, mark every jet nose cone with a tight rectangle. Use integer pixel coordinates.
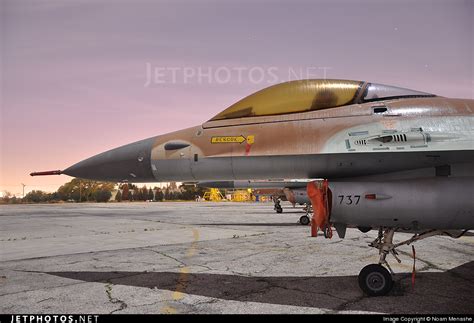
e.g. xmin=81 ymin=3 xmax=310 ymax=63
xmin=63 ymin=137 xmax=156 ymax=182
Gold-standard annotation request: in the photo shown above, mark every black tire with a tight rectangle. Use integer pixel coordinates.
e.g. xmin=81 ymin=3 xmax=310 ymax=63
xmin=299 ymin=215 xmax=310 ymax=225
xmin=358 ymin=264 xmax=393 ymax=296
xmin=323 ymin=224 xmax=332 ymax=238
xmin=276 ymin=206 xmax=283 ymax=213
xmin=358 ymin=226 xmax=372 ymax=233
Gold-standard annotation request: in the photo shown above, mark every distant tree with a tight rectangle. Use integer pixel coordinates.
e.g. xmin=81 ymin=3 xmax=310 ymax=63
xmin=93 ymin=189 xmax=112 ymax=202
xmin=1 ymin=191 xmax=11 ymax=203
xmin=24 ymin=190 xmax=38 ymax=203
xmin=147 ymin=188 xmax=154 ymax=201
xmin=164 ymin=187 xmax=171 ymax=200
xmin=50 ymin=192 xmax=60 ymax=201
xmin=179 ymin=183 xmax=205 ymax=200
xmin=122 ymin=184 xmax=129 ymax=201
xmin=70 ymin=190 xmax=81 ymax=202
xmin=139 ymin=186 xmax=148 ymax=201
xmin=57 ymin=179 xmax=114 ymax=202
xmin=129 ymin=184 xmax=138 ymax=190
xmin=115 ymin=190 xmax=122 ymax=202
xmin=154 ymin=188 xmax=164 ymax=201
xmin=24 ymin=190 xmax=49 ymax=203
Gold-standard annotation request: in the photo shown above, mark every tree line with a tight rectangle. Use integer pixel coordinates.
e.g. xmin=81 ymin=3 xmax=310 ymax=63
xmin=0 ymin=179 xmax=205 ymax=204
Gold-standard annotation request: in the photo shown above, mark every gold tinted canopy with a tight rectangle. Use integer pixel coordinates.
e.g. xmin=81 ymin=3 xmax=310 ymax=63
xmin=210 ymin=79 xmax=434 ymax=121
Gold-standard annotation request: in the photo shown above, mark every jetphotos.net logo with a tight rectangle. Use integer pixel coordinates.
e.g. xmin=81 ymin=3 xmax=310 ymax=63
xmin=144 ymin=63 xmax=333 ymax=87
xmin=8 ymin=315 xmax=99 ymax=323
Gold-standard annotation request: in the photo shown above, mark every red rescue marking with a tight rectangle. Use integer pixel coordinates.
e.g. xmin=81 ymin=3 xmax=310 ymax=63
xmin=245 ymin=143 xmax=252 ymax=156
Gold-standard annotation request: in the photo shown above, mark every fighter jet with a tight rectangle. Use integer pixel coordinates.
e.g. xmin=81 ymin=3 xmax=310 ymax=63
xmin=31 ymin=79 xmax=474 ymax=296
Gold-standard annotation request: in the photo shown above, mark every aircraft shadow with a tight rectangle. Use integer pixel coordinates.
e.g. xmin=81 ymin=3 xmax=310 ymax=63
xmin=47 ymin=261 xmax=474 ymax=313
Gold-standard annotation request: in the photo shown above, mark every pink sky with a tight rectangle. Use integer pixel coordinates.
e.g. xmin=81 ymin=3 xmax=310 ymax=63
xmin=1 ymin=0 xmax=473 ymax=196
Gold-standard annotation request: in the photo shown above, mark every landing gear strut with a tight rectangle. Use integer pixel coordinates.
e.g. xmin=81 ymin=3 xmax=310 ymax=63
xmin=273 ymin=198 xmax=283 ymax=213
xmin=299 ymin=203 xmax=312 ymax=225
xmin=358 ymin=228 xmax=397 ymax=296
xmin=358 ymin=227 xmax=467 ymax=296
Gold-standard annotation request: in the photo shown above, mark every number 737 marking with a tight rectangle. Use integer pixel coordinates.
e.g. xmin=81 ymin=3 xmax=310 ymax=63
xmin=338 ymin=195 xmax=361 ymax=205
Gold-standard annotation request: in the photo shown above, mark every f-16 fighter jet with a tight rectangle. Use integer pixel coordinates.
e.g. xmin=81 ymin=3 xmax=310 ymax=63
xmin=32 ymin=79 xmax=474 ymax=296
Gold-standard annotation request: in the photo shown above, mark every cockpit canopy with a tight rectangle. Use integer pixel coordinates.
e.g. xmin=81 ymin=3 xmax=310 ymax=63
xmin=210 ymin=79 xmax=434 ymax=121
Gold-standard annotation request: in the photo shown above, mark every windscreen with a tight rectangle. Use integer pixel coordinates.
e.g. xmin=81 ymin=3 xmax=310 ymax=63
xmin=362 ymin=83 xmax=435 ymax=102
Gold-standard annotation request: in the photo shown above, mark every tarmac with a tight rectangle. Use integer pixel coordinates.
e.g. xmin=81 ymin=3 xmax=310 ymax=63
xmin=0 ymin=202 xmax=473 ymax=314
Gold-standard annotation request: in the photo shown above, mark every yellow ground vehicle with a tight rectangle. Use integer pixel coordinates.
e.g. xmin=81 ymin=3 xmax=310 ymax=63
xmin=202 ymin=188 xmax=225 ymax=201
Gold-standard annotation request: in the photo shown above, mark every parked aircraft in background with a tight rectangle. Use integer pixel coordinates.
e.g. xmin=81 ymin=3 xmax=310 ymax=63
xmin=197 ymin=179 xmax=313 ymax=224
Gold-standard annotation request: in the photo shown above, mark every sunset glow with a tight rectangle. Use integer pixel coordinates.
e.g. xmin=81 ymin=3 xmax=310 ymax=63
xmin=1 ymin=0 xmax=473 ymax=196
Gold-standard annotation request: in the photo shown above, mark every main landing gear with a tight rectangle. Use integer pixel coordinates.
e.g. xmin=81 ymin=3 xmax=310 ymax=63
xmin=273 ymin=198 xmax=283 ymax=213
xmin=358 ymin=227 xmax=468 ymax=296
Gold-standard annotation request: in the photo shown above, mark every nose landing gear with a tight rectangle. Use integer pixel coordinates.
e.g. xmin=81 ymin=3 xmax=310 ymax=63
xmin=358 ymin=264 xmax=393 ymax=296
xmin=358 ymin=227 xmax=466 ymax=296
xmin=358 ymin=228 xmax=398 ymax=296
